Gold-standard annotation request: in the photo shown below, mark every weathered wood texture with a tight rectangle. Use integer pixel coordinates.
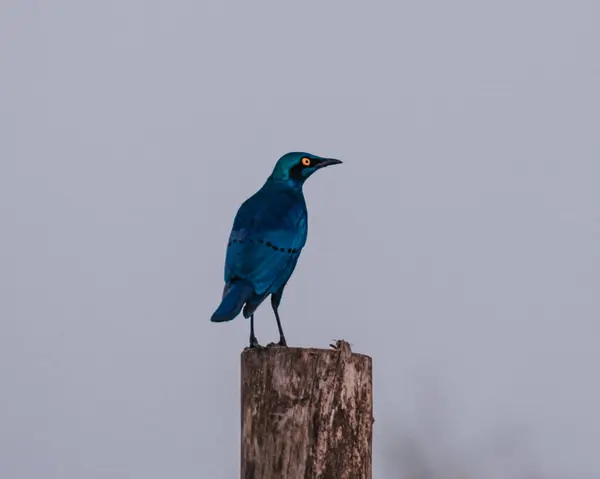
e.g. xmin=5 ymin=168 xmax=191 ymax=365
xmin=241 ymin=340 xmax=373 ymax=479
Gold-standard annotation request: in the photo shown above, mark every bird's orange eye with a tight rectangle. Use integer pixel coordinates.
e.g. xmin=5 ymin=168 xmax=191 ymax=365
xmin=301 ymin=157 xmax=311 ymax=166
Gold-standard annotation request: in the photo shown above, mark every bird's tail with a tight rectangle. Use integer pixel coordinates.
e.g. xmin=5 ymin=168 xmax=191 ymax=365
xmin=210 ymin=280 xmax=254 ymax=323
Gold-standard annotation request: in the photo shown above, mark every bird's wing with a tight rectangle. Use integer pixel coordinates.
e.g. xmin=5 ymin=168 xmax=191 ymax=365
xmin=224 ymin=190 xmax=306 ymax=295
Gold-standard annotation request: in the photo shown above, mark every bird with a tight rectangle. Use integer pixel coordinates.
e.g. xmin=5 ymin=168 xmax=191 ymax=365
xmin=210 ymin=151 xmax=342 ymax=348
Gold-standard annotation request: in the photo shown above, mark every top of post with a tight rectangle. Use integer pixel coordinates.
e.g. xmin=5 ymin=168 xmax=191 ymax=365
xmin=240 ymin=339 xmax=372 ymax=362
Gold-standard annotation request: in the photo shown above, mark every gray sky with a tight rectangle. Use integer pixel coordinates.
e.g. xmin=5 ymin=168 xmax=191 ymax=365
xmin=3 ymin=0 xmax=599 ymax=477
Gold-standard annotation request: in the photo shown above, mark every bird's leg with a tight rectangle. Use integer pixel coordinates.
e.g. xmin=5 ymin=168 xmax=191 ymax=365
xmin=268 ymin=289 xmax=288 ymax=347
xmin=248 ymin=313 xmax=260 ymax=348
xmin=273 ymin=306 xmax=287 ymax=347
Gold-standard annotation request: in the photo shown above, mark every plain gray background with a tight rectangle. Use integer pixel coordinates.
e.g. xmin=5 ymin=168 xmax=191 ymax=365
xmin=3 ymin=0 xmax=599 ymax=477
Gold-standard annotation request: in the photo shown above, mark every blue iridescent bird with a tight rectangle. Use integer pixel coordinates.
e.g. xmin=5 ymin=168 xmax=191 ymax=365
xmin=211 ymin=152 xmax=342 ymax=348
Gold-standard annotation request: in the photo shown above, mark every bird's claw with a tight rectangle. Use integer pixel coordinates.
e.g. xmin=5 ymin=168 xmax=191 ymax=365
xmin=245 ymin=344 xmax=264 ymax=350
xmin=266 ymin=340 xmax=288 ymax=348
xmin=246 ymin=337 xmax=263 ymax=350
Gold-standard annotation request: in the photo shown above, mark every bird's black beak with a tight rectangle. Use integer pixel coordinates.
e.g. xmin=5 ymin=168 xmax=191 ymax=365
xmin=316 ymin=158 xmax=343 ymax=169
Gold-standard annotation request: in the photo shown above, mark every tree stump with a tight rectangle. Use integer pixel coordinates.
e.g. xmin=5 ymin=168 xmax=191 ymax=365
xmin=241 ymin=340 xmax=373 ymax=479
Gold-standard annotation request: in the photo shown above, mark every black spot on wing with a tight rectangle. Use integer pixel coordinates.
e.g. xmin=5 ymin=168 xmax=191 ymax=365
xmin=227 ymin=237 xmax=302 ymax=255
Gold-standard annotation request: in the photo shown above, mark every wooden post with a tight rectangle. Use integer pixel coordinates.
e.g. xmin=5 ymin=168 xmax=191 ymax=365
xmin=241 ymin=340 xmax=373 ymax=479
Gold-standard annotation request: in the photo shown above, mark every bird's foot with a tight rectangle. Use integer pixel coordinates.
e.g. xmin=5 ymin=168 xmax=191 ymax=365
xmin=246 ymin=336 xmax=263 ymax=350
xmin=245 ymin=344 xmax=263 ymax=350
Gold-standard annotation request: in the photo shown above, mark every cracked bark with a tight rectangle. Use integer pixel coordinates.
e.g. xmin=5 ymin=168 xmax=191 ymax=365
xmin=241 ymin=340 xmax=373 ymax=479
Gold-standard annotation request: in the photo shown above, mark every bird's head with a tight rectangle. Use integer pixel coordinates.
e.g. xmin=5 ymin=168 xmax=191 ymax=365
xmin=269 ymin=152 xmax=342 ymax=186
